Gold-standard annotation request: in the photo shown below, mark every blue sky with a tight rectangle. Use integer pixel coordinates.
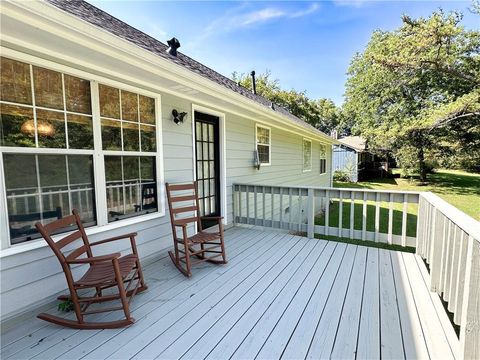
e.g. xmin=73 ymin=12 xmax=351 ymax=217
xmin=91 ymin=1 xmax=478 ymax=105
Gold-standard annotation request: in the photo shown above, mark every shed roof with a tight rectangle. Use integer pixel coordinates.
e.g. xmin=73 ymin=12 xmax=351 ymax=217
xmin=44 ymin=0 xmax=330 ymax=140
xmin=338 ymin=136 xmax=367 ymax=152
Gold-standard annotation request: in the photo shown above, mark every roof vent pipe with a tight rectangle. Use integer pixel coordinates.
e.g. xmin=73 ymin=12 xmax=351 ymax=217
xmin=166 ymin=37 xmax=181 ymax=56
xmin=250 ymin=70 xmax=257 ymax=95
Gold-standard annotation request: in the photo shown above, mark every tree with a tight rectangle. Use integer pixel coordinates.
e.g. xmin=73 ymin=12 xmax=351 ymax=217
xmin=232 ymin=71 xmax=341 ymax=134
xmin=344 ymin=8 xmax=480 ymax=180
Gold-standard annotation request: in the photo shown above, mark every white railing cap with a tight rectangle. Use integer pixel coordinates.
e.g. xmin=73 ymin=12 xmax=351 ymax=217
xmin=233 ymin=183 xmax=422 ymax=195
xmin=421 ymin=192 xmax=480 ymax=242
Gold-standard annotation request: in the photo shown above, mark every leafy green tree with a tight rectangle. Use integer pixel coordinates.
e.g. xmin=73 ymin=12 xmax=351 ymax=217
xmin=232 ymin=71 xmax=340 ymax=134
xmin=344 ymin=8 xmax=480 ymax=180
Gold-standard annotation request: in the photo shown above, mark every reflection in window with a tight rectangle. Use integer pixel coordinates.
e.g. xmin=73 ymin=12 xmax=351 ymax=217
xmin=0 ymin=57 xmax=93 ymax=150
xmin=105 ymin=156 xmax=157 ymax=222
xmin=3 ymin=153 xmax=96 ymax=244
xmin=256 ymin=125 xmax=271 ymax=164
xmin=320 ymin=144 xmax=327 ymax=174
xmin=303 ymin=139 xmax=312 ymax=171
xmin=99 ymin=83 xmax=156 ymax=152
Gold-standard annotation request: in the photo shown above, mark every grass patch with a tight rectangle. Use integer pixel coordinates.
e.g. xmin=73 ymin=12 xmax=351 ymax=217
xmin=335 ymin=169 xmax=480 ymax=220
xmin=315 ymin=199 xmax=418 ymax=237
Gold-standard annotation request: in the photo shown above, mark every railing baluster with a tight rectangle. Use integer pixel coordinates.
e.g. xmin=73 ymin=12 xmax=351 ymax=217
xmin=402 ymin=194 xmax=408 ymax=247
xmin=443 ymin=220 xmax=453 ymax=299
xmin=307 ymin=188 xmax=314 ymax=238
xmin=447 ymin=225 xmax=459 ymax=311
xmin=374 ymin=192 xmax=380 ymax=242
xmin=454 ymin=231 xmax=468 ymax=325
xmin=338 ymin=190 xmax=343 ymax=238
xmin=349 ymin=191 xmax=354 ymax=239
xmin=271 ymin=186 xmax=275 ymax=228
xmin=298 ymin=189 xmax=303 ymax=232
xmin=362 ymin=192 xmax=367 ymax=241
xmin=279 ymin=187 xmax=283 ymax=229
xmin=262 ymin=186 xmax=266 ymax=227
xmin=246 ymin=185 xmax=250 ymax=225
xmin=238 ymin=185 xmax=242 ymax=222
xmin=325 ymin=190 xmax=330 ymax=236
xmin=387 ymin=193 xmax=393 ymax=244
xmin=254 ymin=186 xmax=258 ymax=226
xmin=288 ymin=187 xmax=293 ymax=231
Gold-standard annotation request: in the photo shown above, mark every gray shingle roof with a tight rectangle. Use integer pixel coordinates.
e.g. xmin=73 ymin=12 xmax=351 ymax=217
xmin=44 ymin=0 xmax=330 ymax=139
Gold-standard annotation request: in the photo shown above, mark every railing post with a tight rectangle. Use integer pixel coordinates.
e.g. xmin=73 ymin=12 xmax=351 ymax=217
xmin=460 ymin=236 xmax=480 ymax=360
xmin=307 ymin=188 xmax=315 ymax=239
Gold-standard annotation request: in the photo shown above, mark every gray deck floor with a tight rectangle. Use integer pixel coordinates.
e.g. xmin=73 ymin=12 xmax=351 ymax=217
xmin=1 ymin=227 xmax=459 ymax=360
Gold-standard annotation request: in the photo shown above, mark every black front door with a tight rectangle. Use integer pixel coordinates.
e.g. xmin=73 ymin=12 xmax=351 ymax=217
xmin=194 ymin=111 xmax=220 ymax=229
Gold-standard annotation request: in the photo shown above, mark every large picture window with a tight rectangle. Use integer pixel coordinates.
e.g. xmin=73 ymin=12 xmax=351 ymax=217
xmin=0 ymin=56 xmax=162 ymax=247
xmin=256 ymin=124 xmax=271 ymax=165
xmin=320 ymin=144 xmax=327 ymax=174
xmin=303 ymin=138 xmax=312 ymax=171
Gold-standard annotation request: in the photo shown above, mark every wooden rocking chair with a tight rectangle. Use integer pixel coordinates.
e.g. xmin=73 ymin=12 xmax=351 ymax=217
xmin=166 ymin=182 xmax=227 ymax=277
xmin=35 ymin=209 xmax=147 ymax=329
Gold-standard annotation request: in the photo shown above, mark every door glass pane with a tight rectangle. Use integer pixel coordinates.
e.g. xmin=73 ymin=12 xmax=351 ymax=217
xmin=0 ymin=103 xmax=35 ymax=147
xmin=64 ymin=75 xmax=91 ymax=114
xmin=33 ymin=67 xmax=64 ymax=110
xmin=139 ymin=95 xmax=155 ymax=124
xmin=36 ymin=109 xmax=66 ymax=148
xmin=1 ymin=57 xmax=32 ymax=105
xmin=67 ymin=114 xmax=93 ymax=149
xmin=196 ymin=142 xmax=202 ymax=160
xmin=202 ymin=123 xmax=208 ymax=141
xmin=121 ymin=90 xmax=138 ymax=122
xmin=101 ymin=119 xmax=122 ymax=150
xmin=123 ymin=122 xmax=139 ymax=151
xmin=140 ymin=124 xmax=156 ymax=152
xmin=99 ymin=84 xmax=120 ymax=119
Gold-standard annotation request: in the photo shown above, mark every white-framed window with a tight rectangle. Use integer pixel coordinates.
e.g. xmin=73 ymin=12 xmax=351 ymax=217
xmin=0 ymin=55 xmax=163 ymax=247
xmin=319 ymin=144 xmax=327 ymax=174
xmin=303 ymin=138 xmax=312 ymax=172
xmin=255 ymin=124 xmax=271 ymax=165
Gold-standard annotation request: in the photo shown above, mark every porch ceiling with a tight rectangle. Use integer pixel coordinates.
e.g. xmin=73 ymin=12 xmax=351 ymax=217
xmin=1 ymin=227 xmax=458 ymax=360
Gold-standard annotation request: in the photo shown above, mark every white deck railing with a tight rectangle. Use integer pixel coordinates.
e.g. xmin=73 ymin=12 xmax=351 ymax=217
xmin=416 ymin=192 xmax=480 ymax=360
xmin=232 ymin=183 xmax=479 ymax=359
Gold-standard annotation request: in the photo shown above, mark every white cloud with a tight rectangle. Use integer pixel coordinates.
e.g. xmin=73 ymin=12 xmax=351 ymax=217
xmin=290 ymin=3 xmax=320 ymax=18
xmin=333 ymin=0 xmax=366 ymax=8
xmin=199 ymin=3 xmax=320 ymax=40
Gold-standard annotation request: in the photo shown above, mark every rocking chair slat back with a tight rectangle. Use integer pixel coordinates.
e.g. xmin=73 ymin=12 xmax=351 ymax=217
xmin=43 ymin=214 xmax=77 ymax=233
xmin=65 ymin=245 xmax=90 ymax=262
xmin=56 ymin=230 xmax=83 ymax=249
xmin=166 ymin=181 xmax=202 ymax=231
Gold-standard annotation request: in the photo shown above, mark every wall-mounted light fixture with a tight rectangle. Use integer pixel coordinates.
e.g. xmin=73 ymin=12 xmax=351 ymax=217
xmin=172 ymin=109 xmax=187 ymax=125
xmin=253 ymin=150 xmax=261 ymax=170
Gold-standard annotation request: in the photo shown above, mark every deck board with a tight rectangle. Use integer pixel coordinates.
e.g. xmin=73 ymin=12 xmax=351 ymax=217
xmin=1 ymin=227 xmax=458 ymax=360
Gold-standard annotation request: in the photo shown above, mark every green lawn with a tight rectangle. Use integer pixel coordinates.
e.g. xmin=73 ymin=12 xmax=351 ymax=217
xmin=313 ymin=169 xmax=479 ymax=251
xmin=334 ymin=169 xmax=480 ymax=221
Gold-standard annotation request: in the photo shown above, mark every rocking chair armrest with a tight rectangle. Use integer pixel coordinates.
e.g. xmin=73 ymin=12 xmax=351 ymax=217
xmin=89 ymin=232 xmax=138 ymax=246
xmin=66 ymin=253 xmax=121 ymax=264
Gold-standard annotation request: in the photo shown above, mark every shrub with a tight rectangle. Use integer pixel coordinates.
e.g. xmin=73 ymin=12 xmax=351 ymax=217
xmin=333 ymin=170 xmax=352 ymax=182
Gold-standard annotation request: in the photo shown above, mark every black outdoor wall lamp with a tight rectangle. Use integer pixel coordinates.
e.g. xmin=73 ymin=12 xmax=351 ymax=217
xmin=172 ymin=109 xmax=187 ymax=125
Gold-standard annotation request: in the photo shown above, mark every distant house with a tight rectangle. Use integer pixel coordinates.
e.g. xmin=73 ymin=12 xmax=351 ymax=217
xmin=332 ymin=136 xmax=387 ymax=182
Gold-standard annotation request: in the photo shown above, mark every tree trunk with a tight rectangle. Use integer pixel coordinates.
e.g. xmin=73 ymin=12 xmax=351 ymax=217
xmin=418 ymin=146 xmax=427 ymax=182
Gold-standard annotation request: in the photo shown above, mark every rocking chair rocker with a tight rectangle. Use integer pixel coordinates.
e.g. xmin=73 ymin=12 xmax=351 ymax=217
xmin=166 ymin=181 xmax=227 ymax=277
xmin=35 ymin=209 xmax=147 ymax=329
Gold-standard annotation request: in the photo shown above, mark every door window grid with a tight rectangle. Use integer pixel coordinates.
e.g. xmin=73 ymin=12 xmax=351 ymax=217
xmin=196 ymin=120 xmax=217 ymax=217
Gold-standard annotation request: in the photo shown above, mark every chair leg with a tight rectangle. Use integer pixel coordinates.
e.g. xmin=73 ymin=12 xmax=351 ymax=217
xmin=183 ymin=240 xmax=192 ymax=277
xmin=112 ymin=259 xmax=132 ymax=322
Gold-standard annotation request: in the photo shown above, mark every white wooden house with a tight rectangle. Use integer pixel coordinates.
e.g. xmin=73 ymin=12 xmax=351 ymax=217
xmin=0 ymin=0 xmax=335 ymax=322
xmin=1 ymin=2 xmax=478 ymax=359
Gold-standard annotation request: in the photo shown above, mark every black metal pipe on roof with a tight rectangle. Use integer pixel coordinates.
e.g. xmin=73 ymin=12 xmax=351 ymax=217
xmin=250 ymin=70 xmax=256 ymax=95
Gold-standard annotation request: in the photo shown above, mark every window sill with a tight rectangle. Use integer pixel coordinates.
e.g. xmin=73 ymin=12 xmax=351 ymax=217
xmin=0 ymin=210 xmax=165 ymax=258
xmin=303 ymin=169 xmax=312 ymax=173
